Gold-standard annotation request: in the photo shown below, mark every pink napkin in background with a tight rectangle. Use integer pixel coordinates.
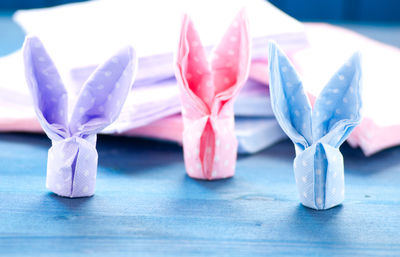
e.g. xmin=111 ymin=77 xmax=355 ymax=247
xmin=175 ymin=10 xmax=251 ymax=179
xmin=82 ymin=23 xmax=400 ymax=157
xmin=298 ymin=24 xmax=400 ymax=156
xmin=3 ymin=23 xmax=400 ymax=157
xmin=0 ymin=0 xmax=304 ymax=155
xmin=2 ymin=0 xmax=400 ymax=157
xmin=249 ymin=23 xmax=400 ymax=156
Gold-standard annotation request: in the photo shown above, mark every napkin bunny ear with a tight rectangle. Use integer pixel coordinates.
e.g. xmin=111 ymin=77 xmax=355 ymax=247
xmin=175 ymin=10 xmax=251 ymax=180
xmin=176 ymin=14 xmax=211 ymax=111
xmin=69 ymin=46 xmax=137 ymax=138
xmin=176 ymin=9 xmax=250 ymax=112
xmin=268 ymin=42 xmax=312 ymax=151
xmin=212 ymin=9 xmax=251 ymax=102
xmin=269 ymin=41 xmax=363 ymax=210
xmin=312 ymin=52 xmax=362 ymax=147
xmin=23 ymin=36 xmax=69 ymax=141
xmin=23 ymin=36 xmax=137 ymax=198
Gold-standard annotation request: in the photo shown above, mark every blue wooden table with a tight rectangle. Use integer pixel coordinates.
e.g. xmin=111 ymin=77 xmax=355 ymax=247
xmin=1 ymin=11 xmax=400 ymax=256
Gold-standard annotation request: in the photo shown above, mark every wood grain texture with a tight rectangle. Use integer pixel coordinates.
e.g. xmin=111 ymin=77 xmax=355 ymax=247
xmin=0 ymin=133 xmax=399 ymax=256
xmin=1 ymin=12 xmax=400 ymax=256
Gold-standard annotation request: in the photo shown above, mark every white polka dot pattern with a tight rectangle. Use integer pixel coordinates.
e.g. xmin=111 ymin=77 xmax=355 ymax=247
xmin=23 ymin=36 xmax=137 ymax=197
xmin=47 ymin=136 xmax=98 ymax=198
xmin=269 ymin=41 xmax=362 ymax=210
xmin=176 ymin=10 xmax=250 ymax=180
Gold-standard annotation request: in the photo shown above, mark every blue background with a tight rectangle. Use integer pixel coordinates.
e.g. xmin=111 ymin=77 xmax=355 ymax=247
xmin=0 ymin=0 xmax=88 ymax=10
xmin=269 ymin=0 xmax=400 ymax=22
xmin=0 ymin=0 xmax=399 ymax=21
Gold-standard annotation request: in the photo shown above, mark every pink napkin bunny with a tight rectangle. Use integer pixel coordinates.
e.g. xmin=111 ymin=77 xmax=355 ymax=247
xmin=175 ymin=9 xmax=251 ymax=180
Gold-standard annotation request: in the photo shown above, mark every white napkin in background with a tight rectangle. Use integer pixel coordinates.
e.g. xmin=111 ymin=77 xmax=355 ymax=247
xmin=13 ymin=0 xmax=307 ymax=84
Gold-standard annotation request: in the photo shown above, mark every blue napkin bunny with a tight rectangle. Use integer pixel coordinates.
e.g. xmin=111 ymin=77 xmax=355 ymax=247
xmin=268 ymin=41 xmax=363 ymax=210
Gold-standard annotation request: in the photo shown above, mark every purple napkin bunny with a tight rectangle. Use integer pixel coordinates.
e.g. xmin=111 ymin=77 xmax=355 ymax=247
xmin=23 ymin=36 xmax=137 ymax=197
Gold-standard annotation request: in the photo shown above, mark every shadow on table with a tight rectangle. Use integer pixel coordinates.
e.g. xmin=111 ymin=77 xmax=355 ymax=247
xmin=97 ymin=135 xmax=184 ymax=175
xmin=341 ymin=142 xmax=400 ymax=176
xmin=182 ymin=173 xmax=237 ymax=189
xmin=284 ymin=204 xmax=347 ymax=243
xmin=251 ymin=139 xmax=295 ymax=162
xmin=0 ymin=132 xmax=50 ymax=148
xmin=46 ymin=192 xmax=93 ymax=210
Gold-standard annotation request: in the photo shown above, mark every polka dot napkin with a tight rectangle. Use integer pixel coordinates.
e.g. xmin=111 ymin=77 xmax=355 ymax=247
xmin=23 ymin=36 xmax=137 ymax=197
xmin=268 ymin=41 xmax=362 ymax=210
xmin=175 ymin=9 xmax=251 ymax=180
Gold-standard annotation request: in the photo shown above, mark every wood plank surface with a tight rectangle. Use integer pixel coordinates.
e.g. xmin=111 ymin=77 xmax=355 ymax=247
xmin=1 ymin=10 xmax=400 ymax=257
xmin=0 ymin=133 xmax=399 ymax=256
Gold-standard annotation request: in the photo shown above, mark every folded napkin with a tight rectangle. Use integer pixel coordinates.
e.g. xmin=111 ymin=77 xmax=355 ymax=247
xmin=13 ymin=0 xmax=306 ymax=85
xmin=23 ymin=36 xmax=136 ymax=197
xmin=268 ymin=41 xmax=362 ymax=210
xmin=0 ymin=0 xmax=306 ymax=155
xmin=175 ymin=10 xmax=251 ymax=179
